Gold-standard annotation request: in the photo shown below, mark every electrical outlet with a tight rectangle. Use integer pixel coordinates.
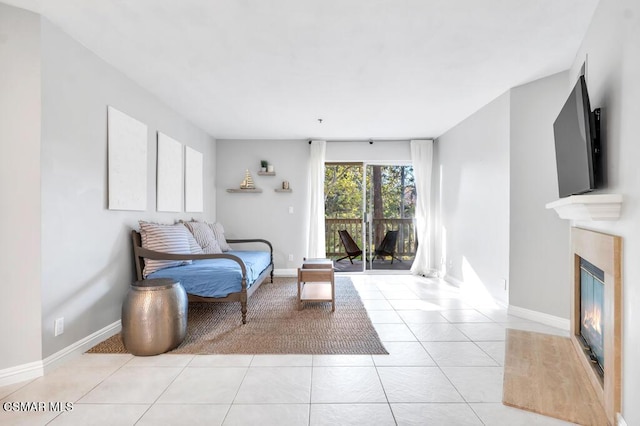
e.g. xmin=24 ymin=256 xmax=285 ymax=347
xmin=54 ymin=317 xmax=64 ymax=336
xmin=288 ymin=254 xmax=294 ymax=261
xmin=502 ymin=278 xmax=508 ymax=291
xmin=288 ymin=206 xmax=294 ymax=214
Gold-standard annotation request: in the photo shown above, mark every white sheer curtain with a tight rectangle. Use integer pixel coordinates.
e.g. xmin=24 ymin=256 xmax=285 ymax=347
xmin=306 ymin=140 xmax=326 ymax=259
xmin=410 ymin=139 xmax=436 ymax=277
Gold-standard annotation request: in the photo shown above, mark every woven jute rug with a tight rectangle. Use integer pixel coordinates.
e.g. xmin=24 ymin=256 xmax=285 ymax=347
xmin=88 ymin=276 xmax=388 ymax=355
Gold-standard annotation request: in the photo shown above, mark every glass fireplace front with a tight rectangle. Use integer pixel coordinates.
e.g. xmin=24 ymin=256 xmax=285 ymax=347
xmin=580 ymin=257 xmax=605 ymax=375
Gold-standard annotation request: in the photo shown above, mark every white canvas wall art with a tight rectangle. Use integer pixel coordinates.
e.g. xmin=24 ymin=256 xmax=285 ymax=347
xmin=185 ymin=146 xmax=204 ymax=212
xmin=157 ymin=132 xmax=183 ymax=212
xmin=107 ymin=106 xmax=148 ymax=211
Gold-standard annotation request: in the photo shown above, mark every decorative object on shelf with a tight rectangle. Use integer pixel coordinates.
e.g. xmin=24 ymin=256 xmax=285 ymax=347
xmin=260 ymin=160 xmax=268 ymax=172
xmin=267 ymin=164 xmax=275 ymax=173
xmin=275 ymin=180 xmax=291 ymax=192
xmin=240 ymin=169 xmax=255 ymax=189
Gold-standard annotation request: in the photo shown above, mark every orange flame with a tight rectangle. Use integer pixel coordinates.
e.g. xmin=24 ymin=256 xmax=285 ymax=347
xmin=583 ymin=304 xmax=602 ymax=335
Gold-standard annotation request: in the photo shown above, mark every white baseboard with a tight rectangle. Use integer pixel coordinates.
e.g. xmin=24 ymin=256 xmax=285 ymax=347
xmin=443 ymin=275 xmax=508 ymax=309
xmin=43 ymin=320 xmax=122 ymax=373
xmin=508 ymin=305 xmax=570 ymax=331
xmin=0 ymin=320 xmax=121 ymax=387
xmin=443 ymin=274 xmax=464 ymax=288
xmin=443 ymin=277 xmax=568 ymax=331
xmin=0 ymin=360 xmax=44 ymax=387
xmin=274 ymin=268 xmax=297 ymax=277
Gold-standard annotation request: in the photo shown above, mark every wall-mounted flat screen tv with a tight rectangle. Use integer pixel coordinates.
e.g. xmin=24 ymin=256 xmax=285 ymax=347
xmin=553 ymin=75 xmax=601 ymax=198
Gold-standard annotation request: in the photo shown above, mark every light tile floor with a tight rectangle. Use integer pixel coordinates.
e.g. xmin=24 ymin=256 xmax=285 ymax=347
xmin=0 ymin=275 xmax=576 ymax=425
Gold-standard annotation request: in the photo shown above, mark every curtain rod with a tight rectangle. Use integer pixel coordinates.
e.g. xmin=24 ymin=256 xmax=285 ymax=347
xmin=308 ymin=139 xmax=419 ymax=144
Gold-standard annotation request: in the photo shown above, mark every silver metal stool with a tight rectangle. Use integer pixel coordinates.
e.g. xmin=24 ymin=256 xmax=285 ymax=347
xmin=121 ymin=278 xmax=187 ymax=356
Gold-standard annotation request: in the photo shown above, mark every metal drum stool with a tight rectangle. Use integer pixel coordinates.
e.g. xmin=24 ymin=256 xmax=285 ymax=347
xmin=121 ymin=278 xmax=188 ymax=356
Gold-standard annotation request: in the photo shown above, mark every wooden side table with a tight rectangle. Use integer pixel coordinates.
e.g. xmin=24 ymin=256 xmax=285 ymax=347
xmin=297 ymin=258 xmax=335 ymax=311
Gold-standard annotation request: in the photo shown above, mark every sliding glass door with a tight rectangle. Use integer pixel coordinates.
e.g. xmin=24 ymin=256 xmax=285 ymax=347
xmin=325 ymin=163 xmax=364 ymax=272
xmin=325 ymin=162 xmax=416 ymax=273
xmin=364 ymin=164 xmax=416 ymax=271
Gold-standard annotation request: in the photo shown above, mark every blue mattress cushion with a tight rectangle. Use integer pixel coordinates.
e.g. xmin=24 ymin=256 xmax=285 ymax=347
xmin=146 ymin=250 xmax=271 ymax=298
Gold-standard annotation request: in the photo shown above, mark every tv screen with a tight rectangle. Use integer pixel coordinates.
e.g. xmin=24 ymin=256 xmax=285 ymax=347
xmin=553 ymin=75 xmax=600 ymax=198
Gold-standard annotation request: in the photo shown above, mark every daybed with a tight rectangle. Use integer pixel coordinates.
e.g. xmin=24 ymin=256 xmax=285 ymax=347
xmin=132 ymin=227 xmax=273 ymax=324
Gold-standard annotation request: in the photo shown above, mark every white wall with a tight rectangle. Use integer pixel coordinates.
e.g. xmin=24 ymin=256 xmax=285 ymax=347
xmin=38 ymin=18 xmax=216 ymax=359
xmin=0 ymin=6 xmax=217 ymax=371
xmin=565 ymin=1 xmax=640 ymax=423
xmin=434 ymin=93 xmax=511 ymax=305
xmin=325 ymin=141 xmax=411 ymax=163
xmin=216 ymin=139 xmax=413 ymax=272
xmin=0 ymin=3 xmax=43 ymax=371
xmin=216 ymin=140 xmax=308 ymax=272
xmin=434 ymin=72 xmax=574 ymax=318
xmin=509 ymin=72 xmax=571 ymax=319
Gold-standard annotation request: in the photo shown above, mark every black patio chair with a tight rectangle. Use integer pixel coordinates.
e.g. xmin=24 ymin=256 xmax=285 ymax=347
xmin=373 ymin=230 xmax=401 ymax=264
xmin=336 ymin=230 xmax=363 ymax=264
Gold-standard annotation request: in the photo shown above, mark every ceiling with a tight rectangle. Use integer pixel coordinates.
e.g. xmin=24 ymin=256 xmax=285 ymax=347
xmin=6 ymin=0 xmax=598 ymax=140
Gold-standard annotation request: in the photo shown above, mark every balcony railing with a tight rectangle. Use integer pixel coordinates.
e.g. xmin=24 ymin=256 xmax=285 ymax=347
xmin=326 ymin=218 xmax=416 ymax=259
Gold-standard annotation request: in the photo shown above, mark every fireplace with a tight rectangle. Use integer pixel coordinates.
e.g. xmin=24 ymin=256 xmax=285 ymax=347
xmin=571 ymin=227 xmax=622 ymax=426
xmin=579 ymin=258 xmax=605 ymax=377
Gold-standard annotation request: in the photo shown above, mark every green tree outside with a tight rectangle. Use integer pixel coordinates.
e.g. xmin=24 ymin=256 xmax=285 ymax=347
xmin=325 ymin=164 xmax=416 ymax=257
xmin=325 ymin=164 xmax=415 ymax=219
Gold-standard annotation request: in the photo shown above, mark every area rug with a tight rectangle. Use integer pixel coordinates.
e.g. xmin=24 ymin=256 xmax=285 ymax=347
xmin=502 ymin=329 xmax=607 ymax=425
xmin=88 ymin=276 xmax=388 ymax=355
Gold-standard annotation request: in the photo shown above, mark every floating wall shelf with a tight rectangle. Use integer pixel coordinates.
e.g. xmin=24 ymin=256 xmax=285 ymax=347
xmin=545 ymin=194 xmax=622 ymax=221
xmin=275 ymin=188 xmax=292 ymax=193
xmin=226 ymin=188 xmax=262 ymax=193
xmin=257 ymin=171 xmax=276 ymax=176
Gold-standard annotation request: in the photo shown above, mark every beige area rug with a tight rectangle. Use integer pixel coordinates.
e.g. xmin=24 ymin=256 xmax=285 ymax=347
xmin=88 ymin=276 xmax=388 ymax=355
xmin=503 ymin=329 xmax=608 ymax=426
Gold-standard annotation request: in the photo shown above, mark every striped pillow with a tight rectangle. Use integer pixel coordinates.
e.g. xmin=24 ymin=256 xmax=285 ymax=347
xmin=184 ymin=221 xmax=222 ymax=254
xmin=209 ymin=222 xmax=231 ymax=252
xmin=176 ymin=220 xmax=204 ymax=254
xmin=139 ymin=221 xmax=192 ymax=277
xmin=186 ymin=231 xmax=204 ymax=254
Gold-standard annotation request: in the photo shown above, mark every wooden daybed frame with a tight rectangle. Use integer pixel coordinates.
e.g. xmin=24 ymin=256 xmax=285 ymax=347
xmin=131 ymin=230 xmax=274 ymax=324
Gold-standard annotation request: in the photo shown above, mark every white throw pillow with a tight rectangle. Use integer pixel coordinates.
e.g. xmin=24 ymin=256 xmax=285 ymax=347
xmin=209 ymin=222 xmax=231 ymax=252
xmin=184 ymin=221 xmax=222 ymax=254
xmin=139 ymin=221 xmax=192 ymax=277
